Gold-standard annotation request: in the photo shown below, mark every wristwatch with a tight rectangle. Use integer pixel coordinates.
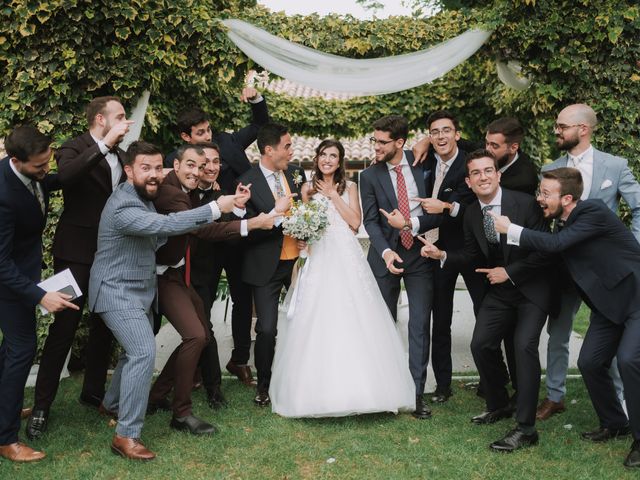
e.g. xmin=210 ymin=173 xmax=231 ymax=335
xmin=401 ymin=218 xmax=411 ymax=231
xmin=442 ymin=203 xmax=451 ymax=215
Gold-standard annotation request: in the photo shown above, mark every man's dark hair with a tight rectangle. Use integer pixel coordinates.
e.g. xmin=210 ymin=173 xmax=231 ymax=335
xmin=176 ymin=107 xmax=209 ymax=136
xmin=124 ymin=140 xmax=163 ymax=166
xmin=5 ymin=125 xmax=51 ymax=162
xmin=86 ymin=96 xmax=121 ymax=127
xmin=175 ymin=144 xmax=206 ymax=163
xmin=194 ymin=141 xmax=220 ymax=153
xmin=542 ymin=168 xmax=584 ymax=201
xmin=486 ymin=117 xmax=524 ymax=145
xmin=465 ymin=148 xmax=498 ymax=175
xmin=372 ymin=115 xmax=409 ymax=141
xmin=257 ymin=122 xmax=289 ymax=154
xmin=426 ymin=110 xmax=460 ymax=131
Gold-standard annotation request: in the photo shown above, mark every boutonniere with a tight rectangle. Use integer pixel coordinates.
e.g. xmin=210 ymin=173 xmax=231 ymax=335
xmin=292 ymin=171 xmax=303 ymax=187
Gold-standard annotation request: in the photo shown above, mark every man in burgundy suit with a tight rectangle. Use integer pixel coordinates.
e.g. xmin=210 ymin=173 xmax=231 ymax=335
xmin=147 ymin=145 xmax=274 ymax=434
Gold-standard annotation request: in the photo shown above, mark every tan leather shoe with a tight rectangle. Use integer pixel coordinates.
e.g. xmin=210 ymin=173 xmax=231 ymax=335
xmin=536 ymin=398 xmax=565 ymax=420
xmin=21 ymin=408 xmax=32 ymax=419
xmin=0 ymin=442 xmax=46 ymax=462
xmin=111 ymin=434 xmax=156 ymax=461
xmin=226 ymin=360 xmax=257 ymax=386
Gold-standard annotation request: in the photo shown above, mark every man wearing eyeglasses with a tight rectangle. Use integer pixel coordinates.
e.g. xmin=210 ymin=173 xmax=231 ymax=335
xmin=412 ymin=110 xmax=485 ymax=405
xmin=419 ymin=149 xmax=553 ymax=452
xmin=535 ymin=103 xmax=640 ymax=422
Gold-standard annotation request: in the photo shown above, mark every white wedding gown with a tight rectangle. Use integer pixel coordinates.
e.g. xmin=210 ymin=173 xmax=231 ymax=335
xmin=269 ymin=184 xmax=415 ymax=418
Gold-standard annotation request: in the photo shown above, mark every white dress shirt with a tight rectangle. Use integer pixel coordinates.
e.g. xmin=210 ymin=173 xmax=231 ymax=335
xmin=9 ymin=158 xmax=42 ymax=195
xmin=91 ymin=134 xmax=123 ymax=191
xmin=434 ymin=147 xmax=461 ymax=217
xmin=567 ymin=145 xmax=594 ymax=200
xmin=259 ymin=161 xmax=287 ymax=227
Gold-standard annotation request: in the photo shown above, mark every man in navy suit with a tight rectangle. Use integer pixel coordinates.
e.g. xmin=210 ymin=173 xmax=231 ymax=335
xmin=0 ymin=126 xmax=78 ymax=462
xmin=493 ymin=167 xmax=640 ymax=468
xmin=414 ymin=110 xmax=485 ymax=403
xmin=360 ymin=115 xmax=441 ymax=419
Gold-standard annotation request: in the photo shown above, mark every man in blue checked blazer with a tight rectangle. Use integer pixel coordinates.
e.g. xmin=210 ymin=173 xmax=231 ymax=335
xmin=88 ymin=141 xmax=242 ymax=461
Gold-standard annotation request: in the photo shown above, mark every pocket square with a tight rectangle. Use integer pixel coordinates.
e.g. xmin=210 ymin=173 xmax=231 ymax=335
xmin=600 ymin=179 xmax=612 ymax=189
xmin=443 ymin=188 xmax=453 ymax=192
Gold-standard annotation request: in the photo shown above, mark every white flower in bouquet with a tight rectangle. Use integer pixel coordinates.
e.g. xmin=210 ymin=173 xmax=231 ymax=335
xmin=282 ymin=198 xmax=329 ymax=244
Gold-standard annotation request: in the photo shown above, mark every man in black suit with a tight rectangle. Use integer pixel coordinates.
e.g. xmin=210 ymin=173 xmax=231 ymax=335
xmin=360 ymin=115 xmax=441 ymax=419
xmin=165 ymin=87 xmax=269 ymax=386
xmin=237 ymin=122 xmax=304 ymax=406
xmin=414 ymin=110 xmax=485 ymax=403
xmin=420 ymin=149 xmax=552 ymax=451
xmin=493 ymin=167 xmax=640 ymax=468
xmin=0 ymin=126 xmax=78 ymax=462
xmin=27 ymin=96 xmax=131 ymax=440
xmin=485 ymin=117 xmax=538 ymax=196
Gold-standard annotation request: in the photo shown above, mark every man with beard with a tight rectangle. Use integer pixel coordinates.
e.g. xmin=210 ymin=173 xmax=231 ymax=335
xmin=535 ymin=103 xmax=640 ymax=421
xmin=0 ymin=126 xmax=77 ymax=462
xmin=412 ymin=110 xmax=485 ymax=404
xmin=165 ymin=87 xmax=268 ymax=387
xmin=360 ymin=115 xmax=441 ymax=419
xmin=147 ymin=145 xmax=274 ymax=434
xmin=485 ymin=117 xmax=538 ymax=196
xmin=493 ymin=167 xmax=640 ymax=468
xmin=420 ymin=150 xmax=552 ymax=452
xmin=87 ymin=141 xmax=240 ymax=460
xmin=27 ymin=96 xmax=132 ymax=440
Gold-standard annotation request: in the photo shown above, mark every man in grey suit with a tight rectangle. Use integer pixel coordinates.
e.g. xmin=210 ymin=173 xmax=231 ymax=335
xmin=88 ymin=141 xmax=242 ymax=460
xmin=536 ymin=103 xmax=640 ymax=421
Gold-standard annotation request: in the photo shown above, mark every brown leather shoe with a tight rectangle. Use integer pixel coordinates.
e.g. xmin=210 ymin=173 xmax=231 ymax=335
xmin=111 ymin=435 xmax=156 ymax=461
xmin=226 ymin=360 xmax=257 ymax=386
xmin=21 ymin=408 xmax=32 ymax=419
xmin=0 ymin=442 xmax=46 ymax=462
xmin=99 ymin=403 xmax=118 ymax=419
xmin=536 ymin=398 xmax=565 ymax=420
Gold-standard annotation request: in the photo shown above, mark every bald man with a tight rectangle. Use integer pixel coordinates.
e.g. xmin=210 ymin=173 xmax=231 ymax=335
xmin=536 ymin=103 xmax=640 ymax=422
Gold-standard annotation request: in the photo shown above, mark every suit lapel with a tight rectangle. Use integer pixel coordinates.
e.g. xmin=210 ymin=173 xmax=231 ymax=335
xmin=4 ymin=159 xmax=45 ymax=219
xmin=500 ymin=189 xmax=517 ymax=262
xmin=470 ymin=202 xmax=489 ymax=259
xmin=376 ymin=163 xmax=398 ymax=209
xmin=410 ymin=163 xmax=427 ymax=198
xmin=250 ymin=166 xmax=276 ymax=211
xmin=590 ymin=149 xmax=607 ymax=199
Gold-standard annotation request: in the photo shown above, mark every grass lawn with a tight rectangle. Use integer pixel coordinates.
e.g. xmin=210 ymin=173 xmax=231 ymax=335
xmin=572 ymin=303 xmax=591 ymax=337
xmin=2 ymin=375 xmax=636 ymax=479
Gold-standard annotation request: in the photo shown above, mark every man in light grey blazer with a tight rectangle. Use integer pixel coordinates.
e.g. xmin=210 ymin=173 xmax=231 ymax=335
xmin=536 ymin=104 xmax=640 ymax=421
xmin=88 ymin=141 xmax=242 ymax=460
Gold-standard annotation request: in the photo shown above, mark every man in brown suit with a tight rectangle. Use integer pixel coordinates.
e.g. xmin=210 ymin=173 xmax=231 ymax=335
xmin=27 ymin=96 xmax=133 ymax=440
xmin=147 ymin=145 xmax=274 ymax=434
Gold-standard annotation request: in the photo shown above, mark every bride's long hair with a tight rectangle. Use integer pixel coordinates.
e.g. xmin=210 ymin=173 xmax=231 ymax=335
xmin=309 ymin=139 xmax=347 ymax=196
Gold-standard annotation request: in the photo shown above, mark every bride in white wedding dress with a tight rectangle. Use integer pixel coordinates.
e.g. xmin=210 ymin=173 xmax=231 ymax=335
xmin=269 ymin=139 xmax=415 ymax=418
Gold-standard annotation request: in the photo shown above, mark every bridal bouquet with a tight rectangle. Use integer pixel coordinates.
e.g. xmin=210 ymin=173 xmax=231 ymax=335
xmin=282 ymin=198 xmax=329 ymax=244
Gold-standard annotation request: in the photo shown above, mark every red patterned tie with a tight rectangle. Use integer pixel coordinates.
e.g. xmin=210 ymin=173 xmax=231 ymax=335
xmin=394 ymin=165 xmax=414 ymax=249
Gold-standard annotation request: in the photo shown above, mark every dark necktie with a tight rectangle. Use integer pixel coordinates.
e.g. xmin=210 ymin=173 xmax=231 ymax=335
xmin=482 ymin=205 xmax=499 ymax=244
xmin=394 ymin=165 xmax=414 ymax=249
xmin=30 ymin=180 xmax=45 ymax=214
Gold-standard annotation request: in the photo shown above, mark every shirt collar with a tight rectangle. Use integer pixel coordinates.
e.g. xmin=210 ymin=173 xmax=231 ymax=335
xmin=479 ymin=187 xmax=502 ymax=210
xmin=8 ymin=158 xmax=33 ymax=188
xmin=386 ymin=151 xmax=409 ymax=171
xmin=568 ymin=145 xmax=594 ymax=164
xmin=434 ymin=147 xmax=459 ymax=167
xmin=259 ymin=160 xmax=277 ymax=178
xmin=499 ymin=151 xmax=520 ymax=173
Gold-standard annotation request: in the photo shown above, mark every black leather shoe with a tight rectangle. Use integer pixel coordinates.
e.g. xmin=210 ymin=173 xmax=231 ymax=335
xmin=490 ymin=428 xmax=539 ymax=452
xmin=254 ymin=388 xmax=270 ymax=407
xmin=581 ymin=426 xmax=630 ymax=442
xmin=207 ymin=390 xmax=228 ymax=409
xmin=170 ymin=414 xmax=217 ymax=435
xmin=430 ymin=386 xmax=452 ymax=404
xmin=624 ymin=440 xmax=640 ymax=468
xmin=79 ymin=392 xmax=103 ymax=409
xmin=25 ymin=409 xmax=48 ymax=440
xmin=146 ymin=397 xmax=172 ymax=415
xmin=412 ymin=395 xmax=432 ymax=419
xmin=472 ymin=406 xmax=514 ymax=425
